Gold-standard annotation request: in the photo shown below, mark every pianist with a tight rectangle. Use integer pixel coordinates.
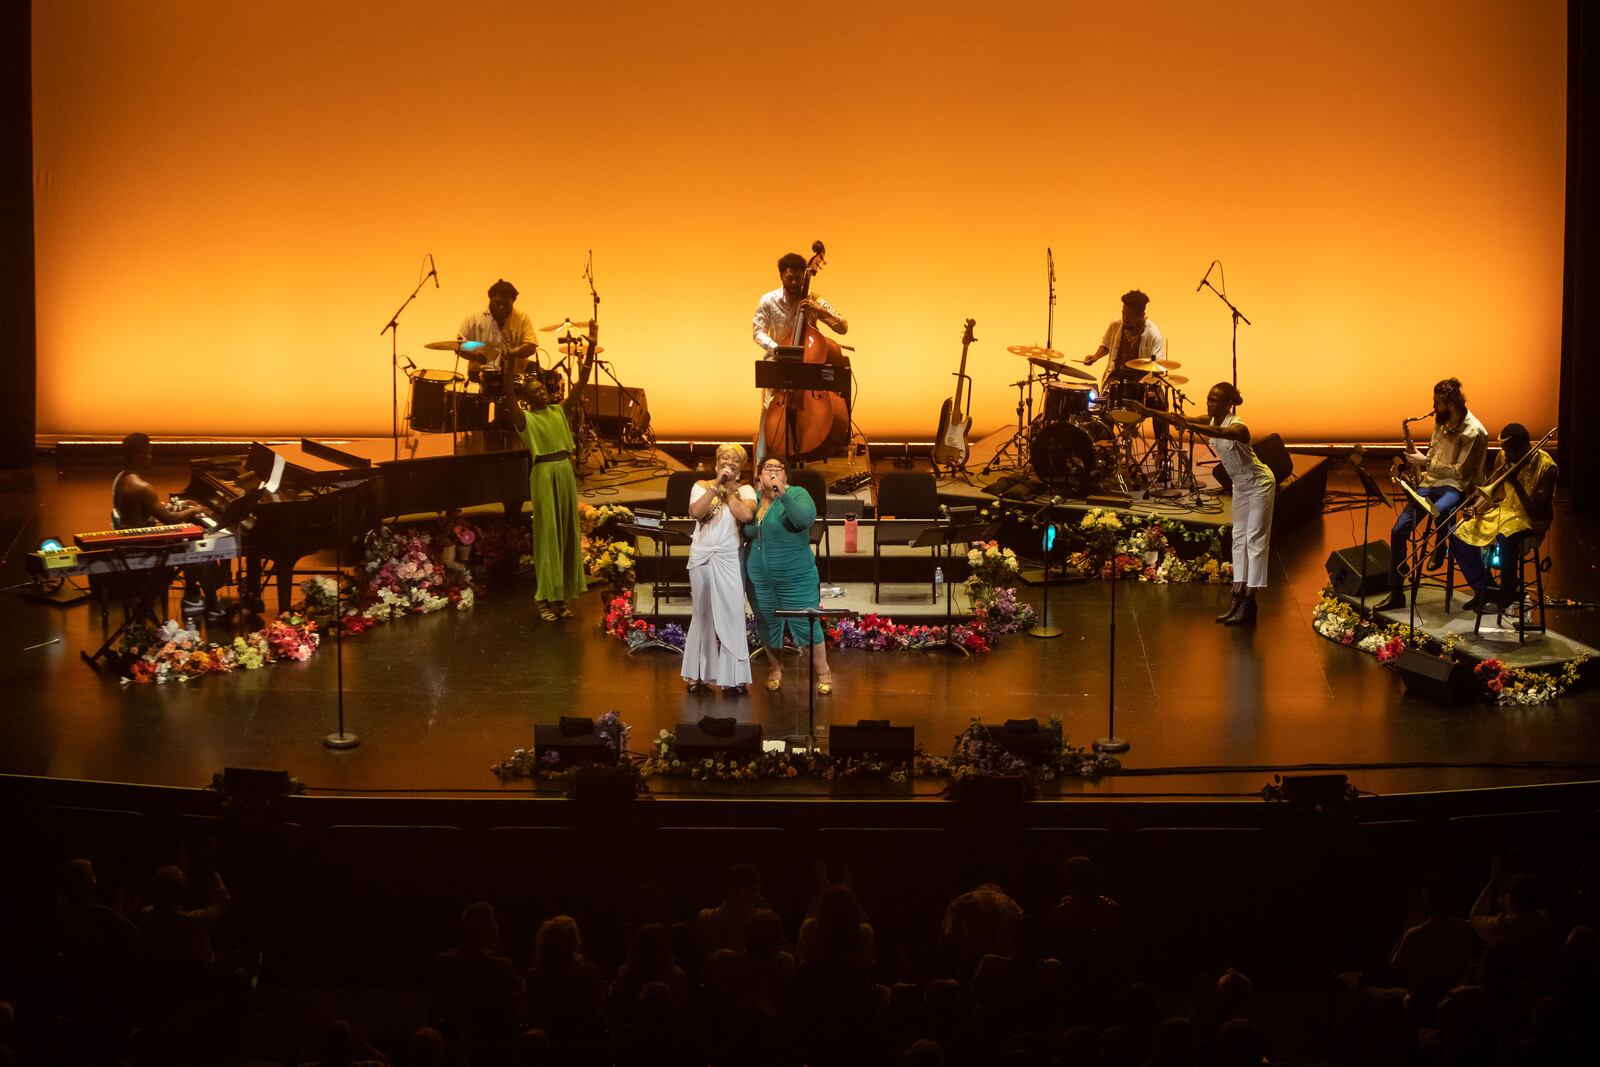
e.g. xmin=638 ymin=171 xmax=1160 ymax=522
xmin=114 ymin=433 xmax=231 ymax=618
xmin=500 ymin=372 xmax=586 ymax=622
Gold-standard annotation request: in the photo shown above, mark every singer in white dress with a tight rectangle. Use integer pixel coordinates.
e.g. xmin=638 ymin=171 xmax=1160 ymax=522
xmin=1131 ymin=381 xmax=1275 ymax=625
xmin=682 ymin=444 xmax=759 ymax=691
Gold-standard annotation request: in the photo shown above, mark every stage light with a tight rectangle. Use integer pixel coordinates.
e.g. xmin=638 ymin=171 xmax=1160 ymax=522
xmin=1042 ymin=524 xmax=1056 ymax=553
xmin=1489 ymin=543 xmax=1501 ymax=568
xmin=38 ymin=537 xmax=64 ymax=552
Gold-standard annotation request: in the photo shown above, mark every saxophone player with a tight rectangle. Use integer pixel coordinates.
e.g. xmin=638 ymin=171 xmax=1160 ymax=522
xmin=1448 ymin=424 xmax=1556 ymax=613
xmin=1376 ymin=378 xmax=1488 ymax=611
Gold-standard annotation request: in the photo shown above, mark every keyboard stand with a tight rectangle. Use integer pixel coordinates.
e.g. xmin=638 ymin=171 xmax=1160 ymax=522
xmin=81 ymin=544 xmax=181 ymax=670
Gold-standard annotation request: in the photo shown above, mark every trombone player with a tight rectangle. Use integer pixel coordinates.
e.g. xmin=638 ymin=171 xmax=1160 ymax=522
xmin=1448 ymin=424 xmax=1556 ymax=613
xmin=1377 ymin=378 xmax=1487 ymax=611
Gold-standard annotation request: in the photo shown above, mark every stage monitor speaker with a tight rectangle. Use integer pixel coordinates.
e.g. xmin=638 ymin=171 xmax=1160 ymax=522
xmin=1326 ymin=541 xmax=1392 ymax=598
xmin=576 ymin=383 xmax=650 ymax=436
xmin=1214 ymin=432 xmax=1294 ymax=491
xmin=534 ymin=716 xmax=618 ymax=767
xmin=1391 ymin=646 xmax=1478 ymax=705
xmin=983 ymin=473 xmax=1047 ymax=500
xmin=674 ymin=717 xmax=763 ymax=760
xmin=829 ymin=720 xmax=915 ymax=765
xmin=982 ymin=718 xmax=1058 ymax=762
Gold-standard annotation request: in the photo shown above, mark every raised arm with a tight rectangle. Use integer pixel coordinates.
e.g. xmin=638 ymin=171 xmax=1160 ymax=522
xmin=780 ymin=485 xmax=817 ymax=530
xmin=500 ymin=370 xmax=529 ymax=435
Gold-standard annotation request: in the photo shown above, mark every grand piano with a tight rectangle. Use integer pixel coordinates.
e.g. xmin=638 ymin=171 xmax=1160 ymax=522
xmin=181 ymin=434 xmax=530 ymax=611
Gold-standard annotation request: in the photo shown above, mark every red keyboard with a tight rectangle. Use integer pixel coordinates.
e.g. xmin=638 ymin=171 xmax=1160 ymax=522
xmin=75 ymin=523 xmax=205 ymax=548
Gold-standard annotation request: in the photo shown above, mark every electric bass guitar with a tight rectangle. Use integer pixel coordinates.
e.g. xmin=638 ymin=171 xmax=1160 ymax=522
xmin=932 ymin=318 xmax=978 ymax=467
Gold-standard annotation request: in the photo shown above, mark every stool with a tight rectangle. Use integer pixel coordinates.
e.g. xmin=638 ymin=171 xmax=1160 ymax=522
xmin=1472 ymin=533 xmax=1548 ymax=643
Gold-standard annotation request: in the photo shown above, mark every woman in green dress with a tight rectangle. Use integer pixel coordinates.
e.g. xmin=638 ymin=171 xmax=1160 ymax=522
xmin=503 ymin=370 xmax=586 ymax=621
xmin=744 ymin=457 xmax=833 ymax=694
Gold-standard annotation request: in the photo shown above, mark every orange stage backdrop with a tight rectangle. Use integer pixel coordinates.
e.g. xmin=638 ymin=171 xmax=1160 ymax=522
xmin=33 ymin=0 xmax=1566 ymax=444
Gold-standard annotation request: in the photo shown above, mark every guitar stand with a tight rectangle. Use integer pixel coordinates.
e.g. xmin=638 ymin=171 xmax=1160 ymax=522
xmin=981 ymin=378 xmax=1034 ymax=475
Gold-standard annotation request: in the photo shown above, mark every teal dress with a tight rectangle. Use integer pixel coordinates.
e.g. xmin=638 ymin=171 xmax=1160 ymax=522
xmin=516 ymin=405 xmax=586 ymax=602
xmin=744 ymin=486 xmax=822 ymax=647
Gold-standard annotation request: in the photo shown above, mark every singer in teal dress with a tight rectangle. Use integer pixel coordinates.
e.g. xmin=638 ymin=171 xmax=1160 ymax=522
xmin=744 ymin=457 xmax=833 ymax=693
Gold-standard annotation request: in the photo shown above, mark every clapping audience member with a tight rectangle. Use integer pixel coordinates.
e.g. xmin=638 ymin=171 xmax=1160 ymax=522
xmin=940 ymin=883 xmax=1023 ymax=985
xmin=613 ymin=922 xmax=693 ymax=1028
xmin=1390 ymin=871 xmax=1484 ymax=1024
xmin=429 ymin=901 xmax=518 ymax=1066
xmin=138 ymin=861 xmax=231 ymax=1014
xmin=59 ymin=857 xmax=140 ymax=1029
xmin=524 ymin=915 xmax=607 ymax=1053
xmin=697 ymin=862 xmax=769 ymax=958
xmin=1472 ymin=857 xmax=1557 ymax=977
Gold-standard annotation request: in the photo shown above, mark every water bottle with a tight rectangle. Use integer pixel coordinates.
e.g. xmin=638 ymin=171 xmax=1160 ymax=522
xmin=843 ymin=512 xmax=859 ymax=553
xmin=934 ymin=567 xmax=945 ymax=599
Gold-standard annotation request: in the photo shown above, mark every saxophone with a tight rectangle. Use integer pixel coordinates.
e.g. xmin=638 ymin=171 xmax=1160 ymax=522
xmin=1391 ymin=411 xmax=1431 ymax=489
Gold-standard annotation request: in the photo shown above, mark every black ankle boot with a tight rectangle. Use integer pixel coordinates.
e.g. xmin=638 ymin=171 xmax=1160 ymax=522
xmin=1374 ymin=590 xmax=1406 ymax=612
xmin=1223 ymin=594 xmax=1258 ymax=626
xmin=1215 ymin=592 xmax=1243 ymax=623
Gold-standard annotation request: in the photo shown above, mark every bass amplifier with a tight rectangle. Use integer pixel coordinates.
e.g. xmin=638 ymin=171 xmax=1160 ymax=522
xmin=575 ymin=383 xmax=650 ymax=436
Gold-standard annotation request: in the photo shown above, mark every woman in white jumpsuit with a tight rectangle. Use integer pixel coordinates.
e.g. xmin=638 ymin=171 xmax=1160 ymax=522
xmin=1132 ymin=382 xmax=1275 ymax=625
xmin=682 ymin=443 xmax=759 ymax=691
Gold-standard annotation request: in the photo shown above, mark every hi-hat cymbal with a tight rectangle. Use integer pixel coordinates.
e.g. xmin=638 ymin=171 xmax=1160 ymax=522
xmin=1029 ymin=356 xmax=1094 ymax=381
xmin=423 ymin=340 xmax=501 ymax=362
xmin=1140 ymin=372 xmax=1189 ymax=385
xmin=540 ymin=319 xmax=593 ymax=332
xmin=557 ymin=340 xmax=603 ymax=355
xmin=1126 ymin=357 xmax=1181 ymax=372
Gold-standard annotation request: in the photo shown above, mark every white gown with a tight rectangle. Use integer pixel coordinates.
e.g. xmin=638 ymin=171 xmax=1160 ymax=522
xmin=681 ymin=482 xmax=758 ymax=686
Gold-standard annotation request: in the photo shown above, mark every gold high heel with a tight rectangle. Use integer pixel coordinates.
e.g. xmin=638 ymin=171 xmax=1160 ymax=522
xmin=815 ymin=672 xmax=833 ymax=696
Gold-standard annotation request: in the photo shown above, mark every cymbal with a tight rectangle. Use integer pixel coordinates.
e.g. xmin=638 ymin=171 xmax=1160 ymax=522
xmin=557 ymin=341 xmax=603 ymax=355
xmin=1126 ymin=357 xmax=1181 ymax=372
xmin=1007 ymin=344 xmax=1063 ymax=359
xmin=1042 ymin=379 xmax=1094 ymax=391
xmin=1029 ymin=357 xmax=1095 ymax=381
xmin=423 ymin=340 xmax=501 ymax=362
xmin=1140 ymin=372 xmax=1189 ymax=386
xmin=540 ymin=319 xmax=593 ymax=332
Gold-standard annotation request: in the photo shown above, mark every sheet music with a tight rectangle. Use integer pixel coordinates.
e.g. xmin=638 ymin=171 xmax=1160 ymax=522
xmin=265 ymin=453 xmax=286 ymax=494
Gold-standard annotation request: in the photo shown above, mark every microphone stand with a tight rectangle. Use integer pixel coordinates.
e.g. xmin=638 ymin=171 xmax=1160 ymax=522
xmin=380 ymin=255 xmax=437 ymax=462
xmin=1197 ymin=262 xmax=1251 ymax=387
xmin=1046 ymin=247 xmax=1056 ymax=350
xmin=1027 ymin=497 xmax=1063 ymax=639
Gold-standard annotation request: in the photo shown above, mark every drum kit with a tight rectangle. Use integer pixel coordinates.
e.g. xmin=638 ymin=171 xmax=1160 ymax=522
xmin=984 ymin=344 xmax=1198 ymax=499
xmin=406 ymin=321 xmax=600 ymax=435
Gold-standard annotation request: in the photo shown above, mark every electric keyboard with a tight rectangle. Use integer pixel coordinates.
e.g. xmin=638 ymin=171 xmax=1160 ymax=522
xmin=75 ymin=523 xmax=205 ymax=548
xmin=28 ymin=533 xmax=240 ymax=580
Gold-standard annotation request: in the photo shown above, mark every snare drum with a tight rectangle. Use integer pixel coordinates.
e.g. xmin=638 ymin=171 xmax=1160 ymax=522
xmin=409 ymin=370 xmax=462 ymax=433
xmin=1105 ymin=377 xmax=1147 ymax=425
xmin=1040 ymin=380 xmax=1093 ymax=422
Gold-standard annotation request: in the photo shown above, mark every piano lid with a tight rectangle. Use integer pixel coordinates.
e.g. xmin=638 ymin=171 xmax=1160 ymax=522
xmin=246 ymin=440 xmax=380 ymax=492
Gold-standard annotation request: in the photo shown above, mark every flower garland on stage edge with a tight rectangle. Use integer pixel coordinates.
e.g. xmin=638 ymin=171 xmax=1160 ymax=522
xmin=1066 ymin=509 xmax=1233 ymax=583
xmin=598 ymin=567 xmax=1037 ymax=657
xmin=1310 ymin=587 xmax=1586 ymax=706
xmin=113 ymin=515 xmax=529 ymax=684
xmin=492 ymin=714 xmax=1112 ymax=785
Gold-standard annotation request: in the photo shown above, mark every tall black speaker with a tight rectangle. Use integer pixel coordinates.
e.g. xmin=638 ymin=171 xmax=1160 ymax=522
xmin=1391 ymin=647 xmax=1478 ymax=705
xmin=1325 ymin=542 xmax=1391 ymax=598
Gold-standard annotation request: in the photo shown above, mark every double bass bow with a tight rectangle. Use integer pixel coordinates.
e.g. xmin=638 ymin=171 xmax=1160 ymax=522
xmin=761 ymin=240 xmax=851 ymax=461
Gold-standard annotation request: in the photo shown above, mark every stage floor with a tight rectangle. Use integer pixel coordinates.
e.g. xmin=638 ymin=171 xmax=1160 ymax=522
xmin=3 ymin=455 xmax=1599 ymax=801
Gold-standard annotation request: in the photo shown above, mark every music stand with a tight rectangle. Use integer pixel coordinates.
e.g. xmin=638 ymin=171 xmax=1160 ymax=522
xmin=911 ymin=512 xmax=998 ymax=657
xmin=1395 ymin=478 xmax=1442 ymax=640
xmin=754 ymin=358 xmax=851 ymax=463
xmin=772 ymin=606 xmax=858 ymax=751
xmin=1347 ymin=450 xmax=1393 ymax=611
xmin=620 ymin=515 xmax=692 ymax=615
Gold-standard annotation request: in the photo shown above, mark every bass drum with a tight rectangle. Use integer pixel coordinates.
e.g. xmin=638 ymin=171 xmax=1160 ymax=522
xmin=1030 ymin=416 xmax=1113 ymax=497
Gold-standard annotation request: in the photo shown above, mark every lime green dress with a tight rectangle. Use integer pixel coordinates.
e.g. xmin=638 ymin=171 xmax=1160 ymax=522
xmin=744 ymin=486 xmax=822 ymax=646
xmin=516 ymin=406 xmax=586 ymax=603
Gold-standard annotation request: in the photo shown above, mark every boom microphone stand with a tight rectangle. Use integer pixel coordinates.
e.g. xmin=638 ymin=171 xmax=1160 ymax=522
xmin=1195 ymin=260 xmax=1251 ymax=387
xmin=380 ymin=253 xmax=439 ymax=461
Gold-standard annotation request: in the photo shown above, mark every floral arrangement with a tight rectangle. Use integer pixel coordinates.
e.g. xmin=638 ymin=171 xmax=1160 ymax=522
xmin=115 ymin=615 xmax=320 ymax=685
xmin=491 ymin=711 xmax=638 ymax=781
xmin=357 ymin=525 xmax=474 ymax=619
xmin=1311 ymin=586 xmax=1586 ymax=705
xmin=443 ymin=513 xmax=479 ymax=547
xmin=1064 ymin=509 xmax=1231 ymax=584
xmin=965 ymin=541 xmax=1020 ymax=589
xmin=587 ymin=539 xmax=638 ymax=590
xmin=579 ymin=502 xmax=636 ymax=540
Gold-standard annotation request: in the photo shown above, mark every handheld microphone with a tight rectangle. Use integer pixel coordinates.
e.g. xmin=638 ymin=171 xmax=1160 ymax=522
xmin=428 ymin=253 xmax=439 ymax=289
xmin=1195 ymin=260 xmax=1215 ymax=292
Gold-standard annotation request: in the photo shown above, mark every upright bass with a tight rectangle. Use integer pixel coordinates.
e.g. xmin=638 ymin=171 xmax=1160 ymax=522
xmin=761 ymin=241 xmax=851 ymax=461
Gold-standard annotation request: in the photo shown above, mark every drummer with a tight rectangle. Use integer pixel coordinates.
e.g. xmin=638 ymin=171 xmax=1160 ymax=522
xmin=459 ymin=278 xmax=539 ymax=378
xmin=1082 ymin=289 xmax=1172 ymax=446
